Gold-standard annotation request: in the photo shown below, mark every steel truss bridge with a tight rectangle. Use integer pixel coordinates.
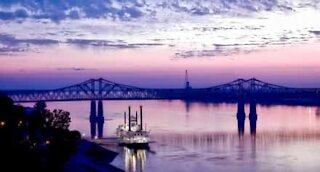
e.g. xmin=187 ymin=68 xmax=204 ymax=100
xmin=2 ymin=78 xmax=320 ymax=104
xmin=3 ymin=78 xmax=320 ymax=138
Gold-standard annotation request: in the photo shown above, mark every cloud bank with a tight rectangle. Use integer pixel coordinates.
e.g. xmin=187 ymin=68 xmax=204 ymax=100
xmin=0 ymin=0 xmax=319 ymax=57
xmin=0 ymin=0 xmax=311 ymax=21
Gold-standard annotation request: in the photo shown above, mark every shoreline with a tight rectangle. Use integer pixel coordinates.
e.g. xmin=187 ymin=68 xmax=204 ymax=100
xmin=64 ymin=139 xmax=124 ymax=172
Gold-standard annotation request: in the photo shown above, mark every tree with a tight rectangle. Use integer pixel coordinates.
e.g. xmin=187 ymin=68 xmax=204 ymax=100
xmin=33 ymin=101 xmax=71 ymax=130
xmin=34 ymin=101 xmax=47 ymax=114
xmin=0 ymin=96 xmax=80 ymax=171
xmin=45 ymin=109 xmax=71 ymax=130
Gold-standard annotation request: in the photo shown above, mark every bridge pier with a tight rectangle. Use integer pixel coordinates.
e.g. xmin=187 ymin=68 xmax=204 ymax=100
xmin=236 ymin=98 xmax=258 ymax=136
xmin=237 ymin=98 xmax=246 ymax=136
xmin=90 ymin=100 xmax=97 ymax=139
xmin=249 ymin=101 xmax=257 ymax=136
xmin=97 ymin=100 xmax=104 ymax=139
xmin=89 ymin=100 xmax=105 ymax=139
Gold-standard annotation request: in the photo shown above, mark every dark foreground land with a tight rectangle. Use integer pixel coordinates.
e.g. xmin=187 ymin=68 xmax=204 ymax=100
xmin=0 ymin=93 xmax=122 ymax=172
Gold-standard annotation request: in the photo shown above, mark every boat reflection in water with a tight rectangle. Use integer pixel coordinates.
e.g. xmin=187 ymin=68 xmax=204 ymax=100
xmin=123 ymin=147 xmax=147 ymax=172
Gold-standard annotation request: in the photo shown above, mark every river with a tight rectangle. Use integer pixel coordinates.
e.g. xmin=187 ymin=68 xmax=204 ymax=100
xmin=22 ymin=100 xmax=320 ymax=172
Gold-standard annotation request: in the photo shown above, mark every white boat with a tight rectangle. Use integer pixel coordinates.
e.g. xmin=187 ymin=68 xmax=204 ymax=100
xmin=116 ymin=106 xmax=150 ymax=148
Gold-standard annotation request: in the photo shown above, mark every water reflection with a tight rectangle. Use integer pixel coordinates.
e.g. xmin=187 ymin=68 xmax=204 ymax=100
xmin=185 ymin=100 xmax=191 ymax=113
xmin=27 ymin=100 xmax=320 ymax=172
xmin=316 ymin=107 xmax=320 ymax=118
xmin=237 ymin=100 xmax=257 ymax=137
xmin=152 ymin=131 xmax=320 ymax=154
xmin=89 ymin=100 xmax=105 ymax=139
xmin=237 ymin=118 xmax=245 ymax=137
xmin=237 ymin=98 xmax=246 ymax=137
xmin=249 ymin=101 xmax=257 ymax=136
xmin=123 ymin=147 xmax=147 ymax=172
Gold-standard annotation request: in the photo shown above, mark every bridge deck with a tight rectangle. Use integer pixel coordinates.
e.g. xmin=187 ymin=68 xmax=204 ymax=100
xmin=1 ymin=78 xmax=319 ymax=103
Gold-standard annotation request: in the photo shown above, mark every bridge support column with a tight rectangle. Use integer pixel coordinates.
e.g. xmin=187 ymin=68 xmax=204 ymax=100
xmin=97 ymin=100 xmax=104 ymax=139
xmin=90 ymin=100 xmax=97 ymax=139
xmin=249 ymin=101 xmax=257 ymax=136
xmin=237 ymin=98 xmax=245 ymax=136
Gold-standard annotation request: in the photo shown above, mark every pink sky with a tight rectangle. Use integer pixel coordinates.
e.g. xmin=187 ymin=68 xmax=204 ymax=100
xmin=1 ymin=43 xmax=320 ymax=89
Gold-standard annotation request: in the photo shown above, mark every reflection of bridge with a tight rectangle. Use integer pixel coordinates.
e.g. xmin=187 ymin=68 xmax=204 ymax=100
xmin=2 ymin=78 xmax=320 ymax=138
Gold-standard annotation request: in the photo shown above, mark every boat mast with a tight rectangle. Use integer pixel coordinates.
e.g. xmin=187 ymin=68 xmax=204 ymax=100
xmin=128 ymin=106 xmax=131 ymax=131
xmin=135 ymin=111 xmax=138 ymax=123
xmin=140 ymin=106 xmax=143 ymax=131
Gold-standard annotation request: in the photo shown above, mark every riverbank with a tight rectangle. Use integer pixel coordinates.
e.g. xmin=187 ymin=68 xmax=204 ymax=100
xmin=64 ymin=139 xmax=124 ymax=172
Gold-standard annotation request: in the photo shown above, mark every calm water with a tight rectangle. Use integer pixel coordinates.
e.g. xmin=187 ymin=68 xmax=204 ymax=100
xmin=23 ymin=100 xmax=320 ymax=172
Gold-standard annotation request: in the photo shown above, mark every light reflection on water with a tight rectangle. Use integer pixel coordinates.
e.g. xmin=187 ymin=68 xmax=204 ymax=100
xmin=123 ymin=147 xmax=147 ymax=172
xmin=21 ymin=100 xmax=320 ymax=172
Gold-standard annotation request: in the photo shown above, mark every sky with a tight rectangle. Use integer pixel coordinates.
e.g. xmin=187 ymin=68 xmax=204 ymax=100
xmin=0 ymin=0 xmax=320 ymax=89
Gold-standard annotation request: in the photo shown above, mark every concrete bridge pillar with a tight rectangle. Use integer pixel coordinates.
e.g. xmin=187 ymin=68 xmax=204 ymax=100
xmin=90 ymin=100 xmax=97 ymax=139
xmin=237 ymin=98 xmax=245 ymax=136
xmin=249 ymin=101 xmax=257 ymax=136
xmin=97 ymin=100 xmax=104 ymax=139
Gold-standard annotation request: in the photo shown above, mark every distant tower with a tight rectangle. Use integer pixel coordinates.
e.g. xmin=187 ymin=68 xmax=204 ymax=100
xmin=185 ymin=70 xmax=192 ymax=89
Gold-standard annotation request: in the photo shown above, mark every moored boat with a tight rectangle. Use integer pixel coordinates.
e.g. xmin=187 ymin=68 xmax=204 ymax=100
xmin=116 ymin=106 xmax=150 ymax=148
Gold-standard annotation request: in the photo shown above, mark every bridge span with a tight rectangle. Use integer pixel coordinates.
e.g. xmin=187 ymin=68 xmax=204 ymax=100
xmin=2 ymin=77 xmax=320 ymax=103
xmin=2 ymin=78 xmax=320 ymax=138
